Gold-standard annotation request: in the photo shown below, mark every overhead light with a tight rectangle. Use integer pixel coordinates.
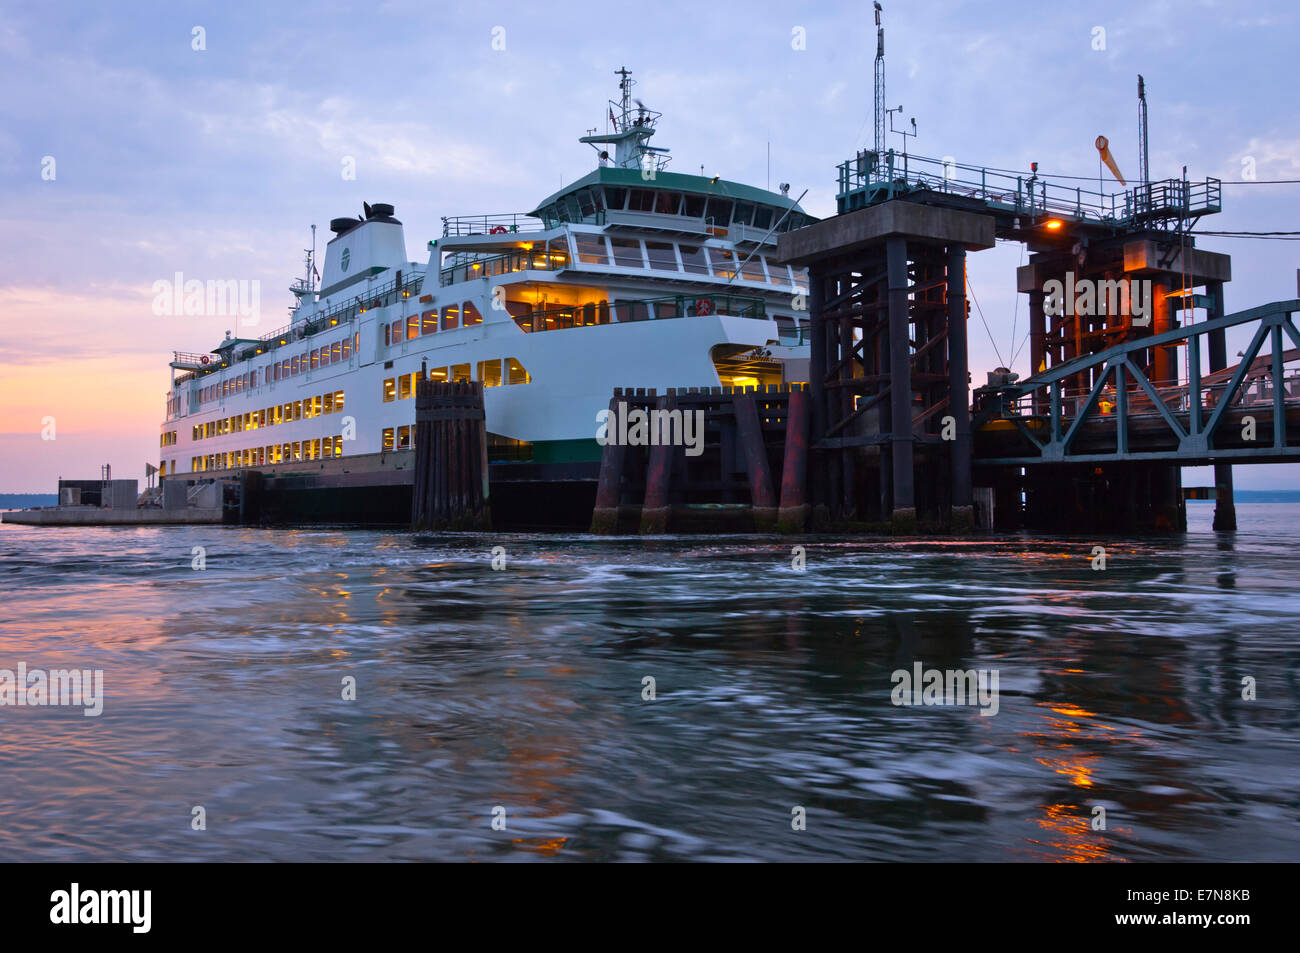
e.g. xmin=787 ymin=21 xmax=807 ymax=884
xmin=1044 ymin=219 xmax=1064 ymax=230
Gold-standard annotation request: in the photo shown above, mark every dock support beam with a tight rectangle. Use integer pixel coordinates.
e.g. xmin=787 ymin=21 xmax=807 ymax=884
xmin=887 ymin=236 xmax=915 ymax=528
xmin=1205 ymin=280 xmax=1236 ymax=530
xmin=1028 ymin=289 xmax=1046 ymax=413
xmin=1151 ymin=275 xmax=1176 ymax=385
xmin=947 ymin=243 xmax=973 ymax=528
xmin=807 ymin=264 xmax=830 ymax=527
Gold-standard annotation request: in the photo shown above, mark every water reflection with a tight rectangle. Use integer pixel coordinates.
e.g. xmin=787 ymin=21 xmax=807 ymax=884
xmin=0 ymin=504 xmax=1297 ymax=861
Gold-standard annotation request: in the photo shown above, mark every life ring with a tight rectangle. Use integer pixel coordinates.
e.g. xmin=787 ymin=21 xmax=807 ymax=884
xmin=200 ymin=355 xmax=210 ymax=364
xmin=489 ymin=225 xmax=508 ymax=235
xmin=696 ymin=297 xmax=713 ymax=316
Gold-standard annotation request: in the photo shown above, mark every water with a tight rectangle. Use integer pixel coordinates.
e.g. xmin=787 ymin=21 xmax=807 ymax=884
xmin=1 ymin=504 xmax=1297 ymax=862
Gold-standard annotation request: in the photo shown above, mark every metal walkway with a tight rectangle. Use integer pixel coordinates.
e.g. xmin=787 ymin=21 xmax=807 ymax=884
xmin=837 ymin=150 xmax=1221 ymax=236
xmin=973 ymin=300 xmax=1300 ymax=466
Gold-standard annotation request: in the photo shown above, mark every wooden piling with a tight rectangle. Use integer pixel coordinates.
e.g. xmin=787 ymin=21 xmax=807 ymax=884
xmin=590 ymin=392 xmax=627 ymax=534
xmin=734 ymin=393 xmax=777 ymax=530
xmin=777 ymin=388 xmax=810 ymax=533
xmin=412 ymin=377 xmax=490 ymax=531
xmin=640 ymin=393 xmax=675 ymax=534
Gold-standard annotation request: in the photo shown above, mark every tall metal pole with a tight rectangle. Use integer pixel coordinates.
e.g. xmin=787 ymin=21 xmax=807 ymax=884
xmin=1137 ymin=75 xmax=1150 ymax=188
xmin=873 ymin=3 xmax=885 ymax=163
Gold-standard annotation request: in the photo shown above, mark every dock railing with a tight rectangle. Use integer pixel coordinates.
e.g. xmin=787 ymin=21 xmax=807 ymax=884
xmin=836 ymin=150 xmax=1220 ymax=228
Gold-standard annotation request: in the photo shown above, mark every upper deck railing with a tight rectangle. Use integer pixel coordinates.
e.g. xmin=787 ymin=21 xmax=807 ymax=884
xmin=440 ymin=247 xmax=569 ymax=286
xmin=441 ymin=213 xmax=543 ymax=237
xmin=174 ymin=271 xmax=426 ymax=386
xmin=836 ymin=150 xmax=1221 ymax=229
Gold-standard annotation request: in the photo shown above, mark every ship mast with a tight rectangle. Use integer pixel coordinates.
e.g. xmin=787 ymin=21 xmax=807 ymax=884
xmin=579 ymin=67 xmax=671 ymax=173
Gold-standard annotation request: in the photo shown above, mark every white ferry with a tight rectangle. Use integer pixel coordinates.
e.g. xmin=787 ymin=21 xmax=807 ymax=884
xmin=158 ymin=69 xmax=813 ymax=492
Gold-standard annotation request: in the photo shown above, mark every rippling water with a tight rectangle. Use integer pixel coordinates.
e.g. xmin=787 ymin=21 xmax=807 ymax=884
xmin=1 ymin=504 xmax=1297 ymax=862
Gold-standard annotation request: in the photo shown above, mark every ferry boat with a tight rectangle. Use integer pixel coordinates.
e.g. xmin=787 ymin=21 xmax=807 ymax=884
xmin=157 ymin=69 xmax=813 ymax=518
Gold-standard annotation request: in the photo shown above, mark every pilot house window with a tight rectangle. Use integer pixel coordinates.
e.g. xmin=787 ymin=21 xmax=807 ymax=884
xmin=574 ymin=233 xmax=608 ymax=265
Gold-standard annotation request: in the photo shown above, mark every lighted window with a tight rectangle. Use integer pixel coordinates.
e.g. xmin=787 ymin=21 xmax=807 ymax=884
xmin=333 ymin=436 xmax=343 ymax=457
xmin=291 ymin=355 xmax=300 ymax=375
xmin=311 ymin=395 xmax=322 ymax=417
xmin=442 ymin=305 xmax=460 ymax=330
xmin=709 ymin=248 xmax=738 ymax=279
xmin=506 ymin=358 xmax=530 ymax=385
xmin=397 ymin=425 xmax=411 ymax=450
xmin=292 ymin=441 xmax=301 ymax=461
xmin=383 ymin=378 xmax=396 ymax=402
xmin=463 ymin=301 xmax=482 ymax=326
xmin=429 ymin=366 xmax=448 ymax=382
xmin=310 ymin=349 xmax=319 ymax=370
xmin=342 ymin=336 xmax=352 ymax=359
xmin=421 ymin=310 xmax=437 ymax=335
xmin=310 ymin=438 xmax=321 ymax=460
xmin=382 ymin=428 xmax=395 ymax=452
xmin=406 ymin=314 xmax=419 ymax=340
xmin=323 ymin=392 xmax=334 ymax=414
xmin=292 ymin=400 xmax=302 ymax=421
xmin=398 ymin=375 xmax=412 ymax=400
xmin=333 ymin=390 xmax=344 ymax=412
xmin=478 ymin=359 xmax=502 ymax=387
xmin=451 ymin=363 xmax=470 ymax=383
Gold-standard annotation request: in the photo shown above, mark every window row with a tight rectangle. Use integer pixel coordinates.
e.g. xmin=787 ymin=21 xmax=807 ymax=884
xmin=381 ymin=358 xmax=530 ymax=402
xmin=191 ymin=436 xmax=346 ymax=472
xmin=539 ymin=186 xmax=812 ymax=232
xmin=191 ymin=391 xmax=346 ymax=441
xmin=571 ymin=234 xmax=802 ymax=285
xmin=381 ymin=426 xmax=415 ymax=452
xmin=160 ymin=430 xmax=177 ymax=448
xmin=195 ymin=333 xmax=358 ymax=407
xmin=385 ymin=302 xmax=482 ymax=346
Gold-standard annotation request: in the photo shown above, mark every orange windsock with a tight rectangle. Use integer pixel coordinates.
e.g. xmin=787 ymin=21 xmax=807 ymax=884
xmin=1095 ymin=135 xmax=1126 ymax=186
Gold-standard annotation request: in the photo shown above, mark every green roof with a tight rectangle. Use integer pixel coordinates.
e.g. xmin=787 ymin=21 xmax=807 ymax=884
xmin=528 ymin=167 xmax=809 ymax=218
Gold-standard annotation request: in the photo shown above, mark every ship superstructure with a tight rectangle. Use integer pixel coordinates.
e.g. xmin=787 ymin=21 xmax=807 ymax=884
xmin=158 ymin=69 xmax=812 ymax=479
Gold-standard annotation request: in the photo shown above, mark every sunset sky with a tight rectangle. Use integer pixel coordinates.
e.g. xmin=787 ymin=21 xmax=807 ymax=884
xmin=2 ymin=0 xmax=1298 ymax=492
